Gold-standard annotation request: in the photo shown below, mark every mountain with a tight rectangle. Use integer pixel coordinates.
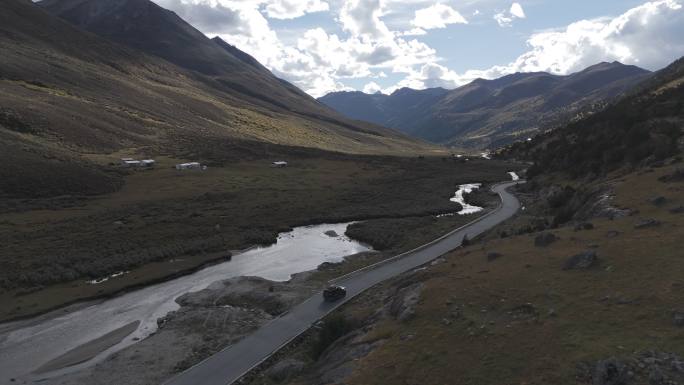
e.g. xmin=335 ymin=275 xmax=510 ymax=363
xmin=0 ymin=0 xmax=434 ymax=198
xmin=37 ymin=0 xmax=350 ymax=119
xmin=320 ymin=88 xmax=449 ymax=134
xmin=35 ymin=0 xmax=437 ymax=149
xmin=502 ymin=56 xmax=684 ymax=179
xmin=319 ymin=62 xmax=651 ymax=148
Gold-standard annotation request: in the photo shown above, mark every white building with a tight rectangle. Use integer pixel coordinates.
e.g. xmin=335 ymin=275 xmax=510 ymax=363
xmin=272 ymin=161 xmax=288 ymax=168
xmin=176 ymin=162 xmax=201 ymax=170
xmin=122 ymin=160 xmax=141 ymax=168
xmin=121 ymin=158 xmax=156 ymax=168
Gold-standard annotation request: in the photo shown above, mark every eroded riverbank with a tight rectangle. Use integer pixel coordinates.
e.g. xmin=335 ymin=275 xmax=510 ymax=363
xmin=0 ymin=172 xmax=517 ymax=385
xmin=0 ymin=223 xmax=371 ymax=384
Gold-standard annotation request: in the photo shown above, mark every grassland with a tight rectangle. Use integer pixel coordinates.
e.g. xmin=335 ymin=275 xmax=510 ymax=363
xmin=244 ymin=161 xmax=684 ymax=385
xmin=0 ymin=153 xmax=517 ymax=322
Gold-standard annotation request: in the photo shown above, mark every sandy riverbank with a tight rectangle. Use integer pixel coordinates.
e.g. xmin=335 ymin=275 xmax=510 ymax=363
xmin=35 ymin=321 xmax=141 ymax=374
xmin=18 ymin=251 xmax=381 ymax=385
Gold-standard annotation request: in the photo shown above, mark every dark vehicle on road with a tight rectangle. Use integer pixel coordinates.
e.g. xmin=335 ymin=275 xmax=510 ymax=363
xmin=323 ymin=285 xmax=346 ymax=302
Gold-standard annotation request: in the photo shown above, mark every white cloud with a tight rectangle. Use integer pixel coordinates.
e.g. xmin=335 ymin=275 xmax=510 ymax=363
xmin=399 ymin=62 xmax=462 ymax=89
xmin=493 ymin=13 xmax=513 ymax=27
xmin=510 ymin=3 xmax=526 ymax=19
xmin=494 ymin=2 xmax=526 ymax=27
xmin=264 ymin=0 xmax=329 ymax=19
xmin=411 ymin=4 xmax=468 ymax=30
xmin=392 ymin=0 xmax=684 ymax=91
xmin=505 ymin=0 xmax=684 ymax=74
xmin=363 ymin=81 xmax=384 ymax=93
xmin=153 ymin=0 xmax=684 ymax=98
xmin=339 ymin=0 xmax=392 ymax=39
xmin=276 ymin=0 xmax=438 ymax=95
xmin=400 ymin=27 xmax=427 ymax=36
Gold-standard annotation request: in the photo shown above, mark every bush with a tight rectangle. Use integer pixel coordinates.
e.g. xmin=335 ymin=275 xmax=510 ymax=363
xmin=503 ymin=85 xmax=684 ymax=179
xmin=310 ymin=314 xmax=359 ymax=359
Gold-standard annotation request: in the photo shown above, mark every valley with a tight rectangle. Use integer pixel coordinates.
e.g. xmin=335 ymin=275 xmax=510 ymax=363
xmin=0 ymin=152 xmax=517 ymax=322
xmin=0 ymin=0 xmax=683 ymax=385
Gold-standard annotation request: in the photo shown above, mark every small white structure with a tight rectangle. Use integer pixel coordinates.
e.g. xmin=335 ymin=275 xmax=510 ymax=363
xmin=122 ymin=160 xmax=141 ymax=168
xmin=272 ymin=161 xmax=288 ymax=168
xmin=121 ymin=158 xmax=156 ymax=168
xmin=141 ymin=159 xmax=155 ymax=167
xmin=176 ymin=162 xmax=201 ymax=170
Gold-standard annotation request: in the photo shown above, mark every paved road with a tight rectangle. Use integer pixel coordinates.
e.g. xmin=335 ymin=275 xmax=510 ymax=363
xmin=164 ymin=181 xmax=524 ymax=385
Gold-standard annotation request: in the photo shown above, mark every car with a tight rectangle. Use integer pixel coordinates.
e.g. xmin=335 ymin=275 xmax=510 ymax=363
xmin=323 ymin=285 xmax=346 ymax=302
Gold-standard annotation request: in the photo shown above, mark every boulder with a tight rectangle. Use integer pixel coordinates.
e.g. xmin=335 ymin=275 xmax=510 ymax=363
xmin=674 ymin=311 xmax=684 ymax=327
xmin=574 ymin=222 xmax=595 ymax=231
xmin=649 ymin=196 xmax=667 ymax=206
xmin=510 ymin=303 xmax=538 ymax=318
xmin=670 ymin=205 xmax=684 ymax=214
xmin=486 ymin=252 xmax=502 ymax=262
xmin=649 ymin=366 xmax=665 ymax=385
xmin=659 ymin=168 xmax=684 ymax=183
xmin=563 ymin=250 xmax=598 ymax=270
xmin=324 ymin=230 xmax=339 ymax=237
xmin=266 ymin=359 xmax=305 ymax=382
xmin=317 ymin=261 xmax=342 ymax=271
xmin=389 ymin=283 xmax=423 ymax=322
xmin=592 ymin=358 xmax=629 ymax=385
xmin=320 ymin=362 xmax=355 ymax=384
xmin=606 ymin=230 xmax=621 ymax=238
xmin=634 ymin=219 xmax=661 ymax=229
xmin=534 ymin=232 xmax=558 ymax=247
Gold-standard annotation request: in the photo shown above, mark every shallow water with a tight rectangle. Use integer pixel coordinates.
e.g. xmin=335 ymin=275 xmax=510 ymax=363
xmin=0 ymin=223 xmax=370 ymax=383
xmin=451 ymin=183 xmax=484 ymax=215
xmin=437 ymin=183 xmax=484 ymax=217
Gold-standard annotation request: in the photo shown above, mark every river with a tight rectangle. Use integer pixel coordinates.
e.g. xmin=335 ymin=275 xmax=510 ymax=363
xmin=0 ymin=223 xmax=370 ymax=384
xmin=437 ymin=183 xmax=484 ymax=217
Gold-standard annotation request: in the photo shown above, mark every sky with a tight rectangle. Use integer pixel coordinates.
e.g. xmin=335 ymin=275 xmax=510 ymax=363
xmin=153 ymin=0 xmax=684 ymax=97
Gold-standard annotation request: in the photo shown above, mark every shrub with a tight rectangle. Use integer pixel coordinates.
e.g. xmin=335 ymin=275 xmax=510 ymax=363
xmin=310 ymin=314 xmax=359 ymax=359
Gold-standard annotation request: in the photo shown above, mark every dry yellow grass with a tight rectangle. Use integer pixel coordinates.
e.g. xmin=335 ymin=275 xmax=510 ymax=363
xmin=343 ymin=164 xmax=684 ymax=385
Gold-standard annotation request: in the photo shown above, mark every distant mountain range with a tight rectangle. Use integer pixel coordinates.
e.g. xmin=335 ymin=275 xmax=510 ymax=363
xmin=319 ymin=62 xmax=652 ymax=149
xmin=0 ymin=0 xmax=435 ymax=199
xmin=503 ymin=56 xmax=684 ymax=179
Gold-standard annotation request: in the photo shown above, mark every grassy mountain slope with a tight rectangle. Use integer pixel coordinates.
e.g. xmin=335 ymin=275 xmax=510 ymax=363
xmin=319 ymin=62 xmax=651 ymax=149
xmin=241 ymin=59 xmax=684 ymax=385
xmin=0 ymin=0 xmax=434 ymax=200
xmin=37 ymin=0 xmax=331 ymax=117
xmin=503 ymin=57 xmax=684 ymax=179
xmin=269 ymin=163 xmax=684 ymax=385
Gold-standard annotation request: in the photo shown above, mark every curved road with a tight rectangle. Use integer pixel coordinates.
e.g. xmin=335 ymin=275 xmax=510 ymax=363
xmin=164 ymin=181 xmax=524 ymax=385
